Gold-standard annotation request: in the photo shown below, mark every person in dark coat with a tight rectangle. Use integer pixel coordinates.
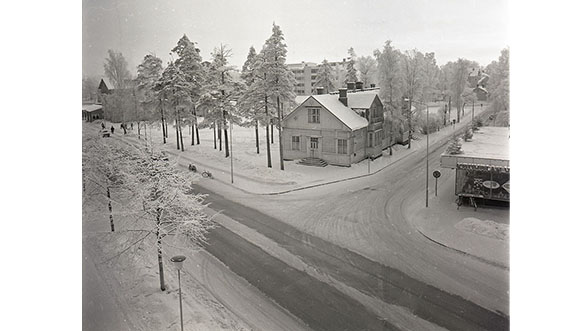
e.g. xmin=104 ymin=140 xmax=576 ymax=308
xmin=111 ymin=126 xmax=115 ymax=134
xmin=101 ymin=122 xmax=105 ymax=129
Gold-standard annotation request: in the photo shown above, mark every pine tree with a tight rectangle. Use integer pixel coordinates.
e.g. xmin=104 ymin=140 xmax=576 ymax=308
xmin=258 ymin=23 xmax=296 ymax=170
xmin=239 ymin=46 xmax=263 ymax=154
xmin=156 ymin=62 xmax=193 ymax=152
xmin=314 ymin=59 xmax=336 ymax=94
xmin=344 ymin=47 xmax=358 ymax=86
xmin=242 ymin=50 xmax=274 ymax=167
xmin=198 ymin=44 xmax=242 ymax=158
xmin=171 ymin=34 xmax=205 ymax=146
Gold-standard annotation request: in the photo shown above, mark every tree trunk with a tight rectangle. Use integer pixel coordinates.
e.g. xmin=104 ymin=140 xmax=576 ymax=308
xmin=175 ymin=111 xmax=180 ymax=150
xmin=255 ymin=119 xmax=260 ymax=154
xmin=408 ymin=98 xmax=412 ymax=149
xmin=223 ymin=110 xmax=229 ymax=158
xmin=194 ymin=106 xmax=200 ymax=145
xmin=179 ymin=120 xmax=184 ymax=152
xmin=137 ymin=121 xmax=141 ymax=140
xmin=448 ymin=96 xmax=452 ymax=123
xmin=107 ymin=186 xmax=114 ymax=232
xmin=213 ymin=122 xmax=217 ymax=149
xmin=160 ymin=105 xmax=166 ymax=144
xmin=156 ymin=208 xmax=166 ymax=291
xmin=270 ymin=120 xmax=274 ymax=144
xmin=265 ymin=96 xmax=272 ymax=168
xmin=218 ymin=120 xmax=222 ymax=151
xmin=277 ymin=96 xmax=284 ymax=170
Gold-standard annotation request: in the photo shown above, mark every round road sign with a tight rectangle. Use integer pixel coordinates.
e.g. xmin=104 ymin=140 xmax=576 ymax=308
xmin=433 ymin=170 xmax=441 ymax=178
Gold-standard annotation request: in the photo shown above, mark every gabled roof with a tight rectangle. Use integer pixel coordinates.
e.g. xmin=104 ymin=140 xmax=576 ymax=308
xmin=290 ymin=94 xmax=368 ymax=130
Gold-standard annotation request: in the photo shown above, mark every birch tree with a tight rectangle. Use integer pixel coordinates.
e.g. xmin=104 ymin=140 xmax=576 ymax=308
xmin=401 ymin=49 xmax=426 ymax=149
xmin=136 ymin=54 xmax=164 ymax=142
xmin=104 ymin=49 xmax=132 ymax=89
xmin=374 ymin=40 xmax=403 ymax=155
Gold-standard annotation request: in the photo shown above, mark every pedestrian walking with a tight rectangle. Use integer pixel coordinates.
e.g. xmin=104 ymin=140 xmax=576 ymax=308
xmin=130 ymin=122 xmax=133 ymax=130
xmin=111 ymin=126 xmax=115 ymax=134
xmin=101 ymin=122 xmax=105 ymax=129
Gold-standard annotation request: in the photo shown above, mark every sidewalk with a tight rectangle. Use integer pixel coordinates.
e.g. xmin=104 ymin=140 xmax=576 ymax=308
xmin=409 ymin=167 xmax=509 ymax=268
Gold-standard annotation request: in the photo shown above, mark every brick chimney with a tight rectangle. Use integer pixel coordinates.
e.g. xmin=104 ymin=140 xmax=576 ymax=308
xmin=356 ymin=81 xmax=364 ymax=90
xmin=338 ymin=88 xmax=348 ymax=106
xmin=347 ymin=82 xmax=355 ymax=91
xmin=316 ymin=87 xmax=325 ymax=95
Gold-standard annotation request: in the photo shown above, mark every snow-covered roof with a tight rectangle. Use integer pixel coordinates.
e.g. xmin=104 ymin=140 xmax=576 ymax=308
xmin=346 ymin=91 xmax=378 ymax=109
xmin=82 ymin=104 xmax=103 ymax=112
xmin=295 ymin=94 xmax=369 ymax=130
xmin=459 ymin=127 xmax=509 ymax=161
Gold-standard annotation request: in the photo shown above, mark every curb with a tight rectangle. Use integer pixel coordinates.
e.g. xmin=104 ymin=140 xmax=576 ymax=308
xmin=415 ymin=228 xmax=509 ymax=270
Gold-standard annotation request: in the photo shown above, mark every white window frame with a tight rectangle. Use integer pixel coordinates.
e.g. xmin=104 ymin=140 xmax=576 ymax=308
xmin=308 ymin=108 xmax=320 ymax=123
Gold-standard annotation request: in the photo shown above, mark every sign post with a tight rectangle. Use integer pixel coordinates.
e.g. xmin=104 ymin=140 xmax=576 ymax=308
xmin=433 ymin=170 xmax=441 ymax=196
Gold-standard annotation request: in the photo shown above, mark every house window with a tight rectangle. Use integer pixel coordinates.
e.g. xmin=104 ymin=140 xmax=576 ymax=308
xmin=292 ymin=136 xmax=300 ymax=150
xmin=337 ymin=139 xmax=348 ymax=154
xmin=368 ymin=132 xmax=373 ymax=147
xmin=308 ymin=108 xmax=320 ymax=123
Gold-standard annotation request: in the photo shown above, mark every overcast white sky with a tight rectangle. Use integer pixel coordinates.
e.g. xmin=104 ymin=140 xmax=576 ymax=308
xmin=83 ymin=0 xmax=508 ymax=78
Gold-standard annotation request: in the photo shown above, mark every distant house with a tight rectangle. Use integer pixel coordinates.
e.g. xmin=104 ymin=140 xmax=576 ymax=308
xmin=82 ymin=104 xmax=104 ymax=122
xmin=281 ymin=88 xmax=386 ymax=167
xmin=468 ymin=69 xmax=489 ymax=102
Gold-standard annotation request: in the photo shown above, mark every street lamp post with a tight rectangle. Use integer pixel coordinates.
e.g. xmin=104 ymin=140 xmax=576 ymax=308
xmin=170 ymin=255 xmax=186 ymax=331
xmin=230 ymin=116 xmax=234 ymax=184
xmin=406 ymin=98 xmax=430 ymax=208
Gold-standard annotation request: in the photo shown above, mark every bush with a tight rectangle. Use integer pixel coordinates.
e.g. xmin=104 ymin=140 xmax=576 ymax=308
xmin=446 ymin=137 xmax=463 ymax=154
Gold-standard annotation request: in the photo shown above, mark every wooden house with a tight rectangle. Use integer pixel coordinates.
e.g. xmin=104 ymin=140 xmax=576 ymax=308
xmin=281 ymin=88 xmax=385 ymax=167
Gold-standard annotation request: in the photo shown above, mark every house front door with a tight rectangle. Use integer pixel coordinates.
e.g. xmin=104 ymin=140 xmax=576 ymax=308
xmin=309 ymin=137 xmax=319 ymax=158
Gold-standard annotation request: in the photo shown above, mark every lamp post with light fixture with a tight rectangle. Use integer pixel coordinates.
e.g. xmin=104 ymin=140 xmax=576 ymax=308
xmin=170 ymin=255 xmax=186 ymax=331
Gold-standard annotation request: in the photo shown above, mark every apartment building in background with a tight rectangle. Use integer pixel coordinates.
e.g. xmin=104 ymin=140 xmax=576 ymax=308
xmin=288 ymin=59 xmax=351 ymax=96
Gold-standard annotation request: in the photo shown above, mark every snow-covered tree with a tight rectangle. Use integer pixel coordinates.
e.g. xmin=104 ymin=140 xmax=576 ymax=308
xmin=356 ymin=55 xmax=377 ymax=87
xmin=374 ymin=40 xmax=403 ymax=155
xmin=83 ymin=132 xmax=213 ymax=292
xmin=401 ymin=49 xmax=426 ymax=148
xmin=156 ymin=62 xmax=194 ymax=152
xmin=104 ymin=49 xmax=132 ymax=89
xmin=344 ymin=47 xmax=358 ymax=86
xmin=241 ymin=50 xmax=275 ymax=167
xmin=198 ymin=44 xmax=242 ymax=158
xmin=131 ymin=146 xmax=213 ymax=291
xmin=171 ymin=34 xmax=206 ymax=145
xmin=257 ymin=23 xmax=296 ymax=170
xmin=239 ymin=46 xmax=263 ymax=154
xmin=485 ymin=48 xmax=509 ymax=114
xmin=314 ymin=59 xmax=336 ymax=94
xmin=136 ymin=54 xmax=164 ymax=141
